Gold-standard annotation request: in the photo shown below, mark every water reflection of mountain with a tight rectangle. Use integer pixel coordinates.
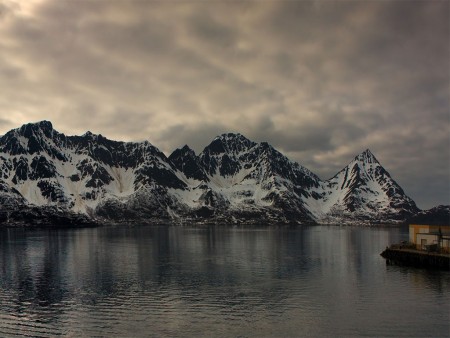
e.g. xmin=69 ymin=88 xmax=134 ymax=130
xmin=0 ymin=226 xmax=449 ymax=337
xmin=0 ymin=227 xmax=315 ymax=330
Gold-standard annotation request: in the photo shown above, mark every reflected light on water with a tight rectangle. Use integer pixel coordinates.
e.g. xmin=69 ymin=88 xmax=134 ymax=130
xmin=0 ymin=225 xmax=449 ymax=337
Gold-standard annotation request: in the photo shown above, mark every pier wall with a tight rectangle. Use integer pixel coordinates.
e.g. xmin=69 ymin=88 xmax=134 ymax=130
xmin=380 ymin=248 xmax=450 ymax=270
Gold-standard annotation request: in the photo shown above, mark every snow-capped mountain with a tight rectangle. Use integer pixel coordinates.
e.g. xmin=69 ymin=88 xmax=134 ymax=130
xmin=0 ymin=121 xmax=186 ymax=225
xmin=0 ymin=121 xmax=421 ymax=226
xmin=307 ymin=149 xmax=420 ymax=223
xmin=169 ymin=133 xmax=322 ymax=223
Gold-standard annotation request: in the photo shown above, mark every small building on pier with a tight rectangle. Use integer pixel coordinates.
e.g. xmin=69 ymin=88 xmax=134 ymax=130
xmin=409 ymin=224 xmax=450 ymax=253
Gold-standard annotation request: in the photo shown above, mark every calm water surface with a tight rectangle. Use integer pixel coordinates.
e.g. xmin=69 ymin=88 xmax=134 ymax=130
xmin=0 ymin=225 xmax=449 ymax=337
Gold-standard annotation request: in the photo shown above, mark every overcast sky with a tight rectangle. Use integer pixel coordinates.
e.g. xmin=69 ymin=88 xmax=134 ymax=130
xmin=0 ymin=0 xmax=448 ymax=209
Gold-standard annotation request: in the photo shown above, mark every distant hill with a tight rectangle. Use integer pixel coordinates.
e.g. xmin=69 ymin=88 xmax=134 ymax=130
xmin=406 ymin=205 xmax=450 ymax=226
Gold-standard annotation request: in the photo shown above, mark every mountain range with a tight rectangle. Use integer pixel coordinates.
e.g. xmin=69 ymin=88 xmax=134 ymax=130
xmin=0 ymin=121 xmax=438 ymax=227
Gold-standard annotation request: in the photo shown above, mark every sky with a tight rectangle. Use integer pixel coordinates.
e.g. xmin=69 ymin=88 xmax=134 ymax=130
xmin=0 ymin=0 xmax=448 ymax=209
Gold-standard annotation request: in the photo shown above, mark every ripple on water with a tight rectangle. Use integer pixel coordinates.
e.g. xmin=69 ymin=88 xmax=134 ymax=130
xmin=1 ymin=226 xmax=449 ymax=337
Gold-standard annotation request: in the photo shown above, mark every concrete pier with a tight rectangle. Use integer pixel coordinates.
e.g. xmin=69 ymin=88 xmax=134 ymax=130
xmin=380 ymin=247 xmax=450 ymax=270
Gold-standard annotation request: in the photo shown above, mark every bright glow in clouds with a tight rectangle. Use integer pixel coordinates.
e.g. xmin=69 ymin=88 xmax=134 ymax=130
xmin=0 ymin=0 xmax=448 ymax=209
xmin=2 ymin=0 xmax=45 ymax=17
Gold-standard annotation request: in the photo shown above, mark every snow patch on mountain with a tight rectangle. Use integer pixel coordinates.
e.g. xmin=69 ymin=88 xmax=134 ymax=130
xmin=0 ymin=121 xmax=421 ymax=226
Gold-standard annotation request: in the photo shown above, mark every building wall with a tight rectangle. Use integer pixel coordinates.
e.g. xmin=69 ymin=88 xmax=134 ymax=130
xmin=409 ymin=224 xmax=450 ymax=253
xmin=416 ymin=233 xmax=437 ymax=249
xmin=409 ymin=224 xmax=430 ymax=243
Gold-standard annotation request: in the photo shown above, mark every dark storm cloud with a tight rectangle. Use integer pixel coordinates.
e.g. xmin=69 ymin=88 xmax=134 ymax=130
xmin=0 ymin=0 xmax=448 ymax=208
xmin=188 ymin=12 xmax=237 ymax=47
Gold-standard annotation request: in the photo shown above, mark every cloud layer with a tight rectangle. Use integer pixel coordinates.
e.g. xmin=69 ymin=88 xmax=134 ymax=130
xmin=0 ymin=0 xmax=448 ymax=208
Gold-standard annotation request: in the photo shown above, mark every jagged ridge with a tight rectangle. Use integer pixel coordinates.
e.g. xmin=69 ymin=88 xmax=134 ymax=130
xmin=0 ymin=121 xmax=421 ymax=226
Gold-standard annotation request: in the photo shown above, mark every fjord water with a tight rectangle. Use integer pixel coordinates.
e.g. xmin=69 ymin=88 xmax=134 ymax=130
xmin=0 ymin=226 xmax=449 ymax=337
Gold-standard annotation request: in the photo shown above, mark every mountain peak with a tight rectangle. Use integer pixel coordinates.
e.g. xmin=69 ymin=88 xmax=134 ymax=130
xmin=28 ymin=120 xmax=53 ymax=130
xmin=83 ymin=130 xmax=94 ymax=137
xmin=214 ymin=132 xmax=242 ymax=139
xmin=18 ymin=120 xmax=54 ymax=137
xmin=169 ymin=144 xmax=197 ymax=161
xmin=38 ymin=120 xmax=52 ymax=128
xmin=181 ymin=144 xmax=195 ymax=154
xmin=214 ymin=132 xmax=252 ymax=143
xmin=0 ymin=120 xmax=67 ymax=159
xmin=354 ymin=148 xmax=379 ymax=164
xmin=169 ymin=144 xmax=207 ymax=181
xmin=205 ymin=133 xmax=256 ymax=156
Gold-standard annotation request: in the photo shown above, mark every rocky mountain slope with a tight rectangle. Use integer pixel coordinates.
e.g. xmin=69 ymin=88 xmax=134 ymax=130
xmin=306 ymin=149 xmax=420 ymax=223
xmin=0 ymin=121 xmax=422 ymax=226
